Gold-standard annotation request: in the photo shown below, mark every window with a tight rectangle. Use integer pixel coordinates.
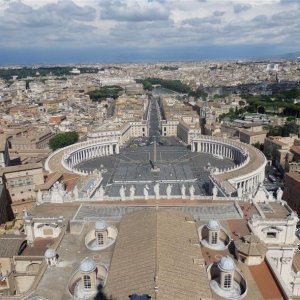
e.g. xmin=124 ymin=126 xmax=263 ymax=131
xmin=83 ymin=275 xmax=91 ymax=289
xmin=211 ymin=232 xmax=218 ymax=245
xmin=224 ymin=274 xmax=232 ymax=289
xmin=97 ymin=233 xmax=104 ymax=245
xmin=267 ymin=232 xmax=277 ymax=238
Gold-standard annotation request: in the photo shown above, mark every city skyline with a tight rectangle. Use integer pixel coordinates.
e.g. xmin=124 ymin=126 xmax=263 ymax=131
xmin=0 ymin=0 xmax=300 ymax=64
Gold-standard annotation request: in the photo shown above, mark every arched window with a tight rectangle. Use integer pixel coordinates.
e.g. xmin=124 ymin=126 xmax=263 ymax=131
xmin=83 ymin=275 xmax=91 ymax=289
xmin=224 ymin=274 xmax=232 ymax=289
xmin=211 ymin=232 xmax=218 ymax=245
xmin=97 ymin=233 xmax=104 ymax=245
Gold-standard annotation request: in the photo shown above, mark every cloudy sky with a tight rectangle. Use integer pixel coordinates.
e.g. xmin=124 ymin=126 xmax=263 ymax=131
xmin=0 ymin=0 xmax=299 ymax=64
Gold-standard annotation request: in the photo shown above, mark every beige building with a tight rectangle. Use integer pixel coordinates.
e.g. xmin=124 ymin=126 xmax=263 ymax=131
xmin=159 ymin=96 xmax=201 ymax=143
xmin=0 ymin=184 xmax=10 ymax=224
xmin=0 ymin=134 xmax=10 ymax=168
xmin=264 ymin=134 xmax=299 ymax=171
xmin=0 ymin=163 xmax=44 ymax=217
xmin=239 ymin=124 xmax=267 ymax=145
xmin=283 ymin=171 xmax=300 ymax=215
xmin=0 ymin=235 xmax=28 ymax=296
xmin=10 ymin=131 xmax=54 ymax=150
xmin=87 ymin=95 xmax=149 ymax=146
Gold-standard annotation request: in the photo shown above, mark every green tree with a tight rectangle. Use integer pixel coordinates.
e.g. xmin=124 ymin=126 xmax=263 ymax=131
xmin=264 ymin=144 xmax=273 ymax=160
xmin=252 ymin=142 xmax=264 ymax=152
xmin=49 ymin=131 xmax=79 ymax=151
xmin=136 ymin=78 xmax=191 ymax=93
xmin=87 ymin=86 xmax=123 ymax=101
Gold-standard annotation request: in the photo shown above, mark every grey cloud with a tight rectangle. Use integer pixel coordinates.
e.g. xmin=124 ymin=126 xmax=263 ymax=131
xmin=44 ymin=1 xmax=96 ymax=22
xmin=99 ymin=0 xmax=169 ymax=22
xmin=280 ymin=0 xmax=300 ymax=4
xmin=183 ymin=17 xmax=221 ymax=26
xmin=213 ymin=11 xmax=225 ymax=17
xmin=233 ymin=3 xmax=252 ymax=14
xmin=0 ymin=0 xmax=300 ymax=51
xmin=5 ymin=0 xmax=96 ymax=27
xmin=0 ymin=0 xmax=98 ymax=47
xmin=6 ymin=1 xmax=32 ymax=14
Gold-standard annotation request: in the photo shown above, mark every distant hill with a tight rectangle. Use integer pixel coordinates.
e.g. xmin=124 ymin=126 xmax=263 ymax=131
xmin=277 ymin=51 xmax=300 ymax=59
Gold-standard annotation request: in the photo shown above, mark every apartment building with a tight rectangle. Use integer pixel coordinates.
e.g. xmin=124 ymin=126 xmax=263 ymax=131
xmin=10 ymin=131 xmax=54 ymax=150
xmin=0 ymin=163 xmax=44 ymax=217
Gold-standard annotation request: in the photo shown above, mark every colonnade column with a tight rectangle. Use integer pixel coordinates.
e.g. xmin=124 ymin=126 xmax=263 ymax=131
xmin=191 ymin=141 xmax=195 ymax=152
xmin=115 ymin=143 xmax=120 ymax=154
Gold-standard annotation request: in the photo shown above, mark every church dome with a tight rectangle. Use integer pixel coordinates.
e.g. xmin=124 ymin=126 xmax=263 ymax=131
xmin=207 ymin=219 xmax=220 ymax=231
xmin=44 ymin=248 xmax=56 ymax=259
xmin=79 ymin=257 xmax=97 ymax=273
xmin=218 ymin=256 xmax=235 ymax=272
xmin=95 ymin=220 xmax=107 ymax=231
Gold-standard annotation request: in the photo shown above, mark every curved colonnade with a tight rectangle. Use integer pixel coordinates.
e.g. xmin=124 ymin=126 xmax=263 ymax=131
xmin=191 ymin=135 xmax=267 ymax=196
xmin=61 ymin=138 xmax=119 ymax=175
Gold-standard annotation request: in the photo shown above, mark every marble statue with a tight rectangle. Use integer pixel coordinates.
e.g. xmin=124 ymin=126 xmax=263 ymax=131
xmin=189 ymin=184 xmax=195 ymax=200
xmin=98 ymin=185 xmax=105 ymax=199
xmin=64 ymin=191 xmax=72 ymax=202
xmin=206 ymin=162 xmax=211 ymax=170
xmin=166 ymin=184 xmax=172 ymax=199
xmin=73 ymin=185 xmax=79 ymax=200
xmin=23 ymin=208 xmax=29 ymax=219
xmin=57 ymin=181 xmax=65 ymax=193
xmin=130 ymin=185 xmax=135 ymax=200
xmin=212 ymin=185 xmax=218 ymax=199
xmin=154 ymin=183 xmax=160 ymax=199
xmin=37 ymin=189 xmax=43 ymax=203
xmin=181 ymin=184 xmax=186 ymax=199
xmin=50 ymin=181 xmax=64 ymax=203
xmin=276 ymin=187 xmax=283 ymax=201
xmin=144 ymin=184 xmax=149 ymax=199
xmin=237 ymin=185 xmax=243 ymax=198
xmin=119 ymin=185 xmax=126 ymax=201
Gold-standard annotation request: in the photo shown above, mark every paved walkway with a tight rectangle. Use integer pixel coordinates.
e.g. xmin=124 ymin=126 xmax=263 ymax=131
xmin=47 ymin=149 xmax=69 ymax=173
xmin=74 ymin=203 xmax=241 ymax=221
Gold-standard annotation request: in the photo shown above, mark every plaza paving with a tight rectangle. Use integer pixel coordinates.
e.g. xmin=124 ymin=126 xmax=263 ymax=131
xmin=76 ymin=140 xmax=236 ymax=197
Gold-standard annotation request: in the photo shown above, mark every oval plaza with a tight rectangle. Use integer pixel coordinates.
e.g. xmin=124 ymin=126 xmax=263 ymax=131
xmin=46 ymin=124 xmax=266 ymax=201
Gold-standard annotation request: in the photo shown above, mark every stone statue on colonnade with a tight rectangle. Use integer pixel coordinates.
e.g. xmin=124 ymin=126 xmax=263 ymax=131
xmin=154 ymin=183 xmax=160 ymax=199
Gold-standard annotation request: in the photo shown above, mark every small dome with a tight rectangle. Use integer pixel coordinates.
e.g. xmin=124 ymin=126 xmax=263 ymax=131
xmin=207 ymin=219 xmax=220 ymax=230
xmin=95 ymin=220 xmax=107 ymax=231
xmin=44 ymin=248 xmax=56 ymax=259
xmin=79 ymin=257 xmax=97 ymax=273
xmin=218 ymin=256 xmax=235 ymax=272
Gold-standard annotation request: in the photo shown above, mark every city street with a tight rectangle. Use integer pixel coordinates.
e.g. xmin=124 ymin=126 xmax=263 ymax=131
xmin=264 ymin=165 xmax=284 ymax=192
xmin=148 ymin=97 xmax=161 ymax=139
